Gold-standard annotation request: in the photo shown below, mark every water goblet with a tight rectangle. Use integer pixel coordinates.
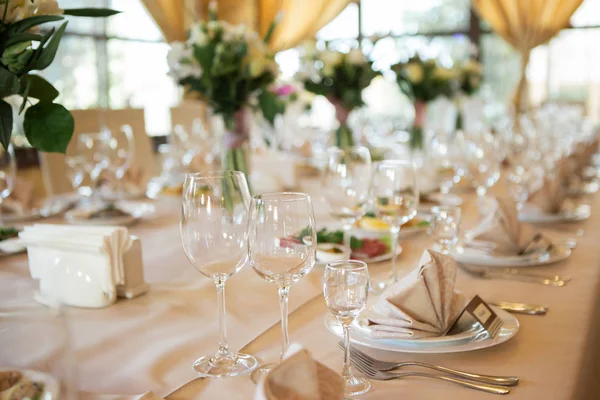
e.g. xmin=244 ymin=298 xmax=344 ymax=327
xmin=323 ymin=260 xmax=371 ymax=396
xmin=321 ymin=146 xmax=372 ymax=254
xmin=429 ymin=205 xmax=461 ymax=254
xmin=248 ymin=192 xmax=317 ymax=374
xmin=464 ymin=135 xmax=501 ymax=212
xmin=103 ymin=125 xmax=134 ymax=198
xmin=180 ymin=171 xmax=258 ymax=377
xmin=77 ymin=131 xmax=110 ymax=204
xmin=371 ymin=160 xmax=419 ymax=291
xmin=429 ymin=134 xmax=466 ymax=195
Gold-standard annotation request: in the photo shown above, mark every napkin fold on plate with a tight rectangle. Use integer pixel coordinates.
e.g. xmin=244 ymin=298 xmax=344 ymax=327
xmin=469 ymin=197 xmax=552 ymax=256
xmin=255 ymin=345 xmax=344 ymax=400
xmin=1 ymin=179 xmax=33 ymax=214
xmin=367 ymin=250 xmax=466 ymax=339
xmin=528 ymin=176 xmax=568 ymax=214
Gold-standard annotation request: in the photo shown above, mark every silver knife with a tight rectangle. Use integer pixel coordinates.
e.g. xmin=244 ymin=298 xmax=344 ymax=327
xmin=491 ymin=301 xmax=548 ymax=315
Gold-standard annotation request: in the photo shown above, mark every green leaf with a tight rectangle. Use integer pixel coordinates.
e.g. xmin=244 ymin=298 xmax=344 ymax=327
xmin=0 ymin=15 xmax=63 ymax=41
xmin=258 ymin=90 xmax=284 ymax=126
xmin=0 ymin=66 xmax=19 ymax=98
xmin=0 ymin=100 xmax=13 ymax=151
xmin=27 ymin=21 xmax=67 ymax=71
xmin=62 ymin=8 xmax=121 ymax=17
xmin=20 ymin=74 xmax=58 ymax=102
xmin=3 ymin=33 xmax=41 ymax=48
xmin=24 ymin=103 xmax=74 ymax=153
xmin=19 ymin=78 xmax=30 ymax=114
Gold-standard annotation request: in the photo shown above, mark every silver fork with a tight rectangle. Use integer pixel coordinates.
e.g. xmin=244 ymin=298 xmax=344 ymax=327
xmin=460 ymin=264 xmax=570 ymax=287
xmin=346 ymin=350 xmax=510 ymax=395
xmin=338 ymin=343 xmax=518 ymax=386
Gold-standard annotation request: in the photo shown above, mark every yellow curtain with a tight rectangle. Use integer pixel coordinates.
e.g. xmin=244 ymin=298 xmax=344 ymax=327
xmin=472 ymin=0 xmax=584 ymax=112
xmin=142 ymin=0 xmax=353 ymax=51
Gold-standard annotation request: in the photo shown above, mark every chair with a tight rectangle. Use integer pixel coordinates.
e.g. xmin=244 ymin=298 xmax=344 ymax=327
xmin=39 ymin=108 xmax=157 ymax=196
xmin=170 ymin=102 xmax=207 ymax=134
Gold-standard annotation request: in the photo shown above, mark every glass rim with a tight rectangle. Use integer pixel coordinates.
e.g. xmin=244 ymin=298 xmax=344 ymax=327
xmin=252 ymin=192 xmax=311 ymax=202
xmin=325 ymin=259 xmax=368 ymax=271
xmin=184 ymin=170 xmax=247 ymax=180
xmin=431 ymin=205 xmax=461 ymax=213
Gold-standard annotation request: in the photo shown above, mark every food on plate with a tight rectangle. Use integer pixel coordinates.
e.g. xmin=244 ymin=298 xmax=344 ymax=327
xmin=0 ymin=227 xmax=19 ymax=241
xmin=314 ymin=228 xmax=391 ymax=260
xmin=89 ymin=204 xmax=130 ymax=219
xmin=161 ymin=184 xmax=183 ymax=196
xmin=0 ymin=370 xmax=44 ymax=400
xmin=357 ymin=212 xmax=430 ymax=231
xmin=316 ymin=243 xmax=347 ymax=263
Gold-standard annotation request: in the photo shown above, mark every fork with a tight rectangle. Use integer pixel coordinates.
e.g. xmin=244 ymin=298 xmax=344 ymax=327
xmin=460 ymin=264 xmax=570 ymax=287
xmin=338 ymin=343 xmax=518 ymax=386
xmin=346 ymin=350 xmax=510 ymax=395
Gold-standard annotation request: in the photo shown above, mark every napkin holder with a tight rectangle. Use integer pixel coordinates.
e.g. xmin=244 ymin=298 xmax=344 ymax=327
xmin=28 ymin=236 xmax=148 ymax=309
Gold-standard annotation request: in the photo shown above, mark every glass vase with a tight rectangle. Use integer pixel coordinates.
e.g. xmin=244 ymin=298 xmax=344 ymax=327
xmin=223 ymin=108 xmax=251 ymax=182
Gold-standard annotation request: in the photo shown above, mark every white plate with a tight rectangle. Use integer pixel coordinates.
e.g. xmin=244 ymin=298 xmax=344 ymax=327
xmin=325 ymin=307 xmax=519 ymax=354
xmin=0 ymin=368 xmax=60 ymax=399
xmin=315 ymin=245 xmax=402 ymax=267
xmin=450 ymin=245 xmax=571 ymax=267
xmin=65 ymin=201 xmax=156 ymax=226
xmin=0 ymin=237 xmax=26 ymax=256
xmin=353 ymin=213 xmax=431 ymax=239
xmin=519 ymin=204 xmax=591 ymax=223
xmin=2 ymin=195 xmax=76 ymax=223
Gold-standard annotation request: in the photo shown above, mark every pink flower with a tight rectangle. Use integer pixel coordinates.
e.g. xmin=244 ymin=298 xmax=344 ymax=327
xmin=272 ymin=84 xmax=295 ymax=97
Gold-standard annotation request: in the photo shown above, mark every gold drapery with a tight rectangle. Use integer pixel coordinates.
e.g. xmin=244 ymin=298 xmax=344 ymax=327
xmin=472 ymin=0 xmax=584 ymax=112
xmin=142 ymin=0 xmax=354 ymax=51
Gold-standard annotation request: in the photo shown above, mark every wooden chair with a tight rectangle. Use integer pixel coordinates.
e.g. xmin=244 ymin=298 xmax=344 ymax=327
xmin=170 ymin=102 xmax=207 ymax=134
xmin=39 ymin=108 xmax=157 ymax=196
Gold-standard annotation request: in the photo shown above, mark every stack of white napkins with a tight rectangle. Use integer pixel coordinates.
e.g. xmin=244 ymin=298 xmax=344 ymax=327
xmin=19 ymin=224 xmax=141 ymax=308
xmin=367 ymin=250 xmax=466 ymax=339
xmin=255 ymin=345 xmax=344 ymax=400
xmin=469 ymin=197 xmax=552 ymax=256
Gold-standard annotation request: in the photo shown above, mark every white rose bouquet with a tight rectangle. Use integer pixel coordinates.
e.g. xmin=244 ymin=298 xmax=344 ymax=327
xmin=167 ymin=5 xmax=281 ymax=177
xmin=297 ymin=41 xmax=380 ymax=148
xmin=391 ymin=56 xmax=457 ymax=149
xmin=0 ymin=1 xmax=119 ymax=153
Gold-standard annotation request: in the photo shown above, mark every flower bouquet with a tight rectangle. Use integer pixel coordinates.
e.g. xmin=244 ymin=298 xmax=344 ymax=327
xmin=391 ymin=56 xmax=456 ymax=149
xmin=454 ymin=58 xmax=483 ymax=131
xmin=167 ymin=5 xmax=282 ymax=178
xmin=297 ymin=41 xmax=380 ymax=148
xmin=0 ymin=1 xmax=119 ymax=153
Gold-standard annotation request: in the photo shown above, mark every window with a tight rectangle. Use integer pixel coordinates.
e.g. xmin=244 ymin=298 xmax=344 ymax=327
xmin=40 ymin=0 xmax=178 ymax=135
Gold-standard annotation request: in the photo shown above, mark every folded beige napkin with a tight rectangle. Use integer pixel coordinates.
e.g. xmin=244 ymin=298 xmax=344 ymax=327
xmin=367 ymin=250 xmax=466 ymax=339
xmin=1 ymin=179 xmax=33 ymax=214
xmin=528 ymin=176 xmax=568 ymax=214
xmin=470 ymin=197 xmax=551 ymax=255
xmin=255 ymin=347 xmax=344 ymax=400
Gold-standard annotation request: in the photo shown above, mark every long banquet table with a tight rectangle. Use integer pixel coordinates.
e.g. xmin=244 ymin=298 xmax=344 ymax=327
xmin=3 ymin=179 xmax=600 ymax=400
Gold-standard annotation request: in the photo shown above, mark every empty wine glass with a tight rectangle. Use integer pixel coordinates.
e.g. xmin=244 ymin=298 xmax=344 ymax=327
xmin=324 ymin=260 xmax=371 ymax=396
xmin=371 ymin=160 xmax=419 ymax=292
xmin=322 ymin=146 xmax=372 ymax=254
xmin=180 ymin=171 xmax=258 ymax=377
xmin=464 ymin=134 xmax=501 ymax=210
xmin=0 ymin=144 xmax=16 ymax=224
xmin=103 ymin=125 xmax=134 ymax=198
xmin=77 ymin=131 xmax=109 ymax=204
xmin=429 ymin=134 xmax=466 ymax=194
xmin=248 ymin=192 xmax=317 ymax=374
xmin=65 ymin=155 xmax=86 ymax=196
xmin=429 ymin=205 xmax=461 ymax=254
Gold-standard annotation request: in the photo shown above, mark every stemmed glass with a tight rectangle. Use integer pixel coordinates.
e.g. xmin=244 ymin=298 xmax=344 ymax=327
xmin=429 ymin=134 xmax=466 ymax=195
xmin=322 ymin=146 xmax=372 ymax=254
xmin=180 ymin=171 xmax=258 ymax=377
xmin=0 ymin=144 xmax=16 ymax=224
xmin=248 ymin=192 xmax=317 ymax=372
xmin=464 ymin=134 xmax=501 ymax=211
xmin=77 ymin=131 xmax=110 ymax=205
xmin=103 ymin=125 xmax=134 ymax=198
xmin=371 ymin=160 xmax=419 ymax=291
xmin=324 ymin=260 xmax=371 ymax=396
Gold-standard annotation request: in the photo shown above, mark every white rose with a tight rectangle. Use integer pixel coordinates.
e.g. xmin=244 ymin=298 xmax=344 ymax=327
xmin=168 ymin=42 xmax=203 ymax=80
xmin=403 ymin=62 xmax=423 ymax=83
xmin=346 ymin=49 xmax=365 ymax=65
xmin=319 ymin=50 xmax=343 ymax=68
xmin=433 ymin=67 xmax=456 ymax=81
xmin=188 ymin=25 xmax=209 ymax=46
xmin=207 ymin=21 xmax=220 ymax=38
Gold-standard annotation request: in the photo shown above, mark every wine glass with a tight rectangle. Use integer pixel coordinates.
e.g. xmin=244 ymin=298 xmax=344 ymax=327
xmin=371 ymin=160 xmax=419 ymax=291
xmin=103 ymin=125 xmax=134 ymax=198
xmin=180 ymin=171 xmax=258 ymax=377
xmin=77 ymin=131 xmax=110 ymax=204
xmin=429 ymin=133 xmax=466 ymax=195
xmin=321 ymin=146 xmax=372 ymax=254
xmin=464 ymin=134 xmax=501 ymax=210
xmin=324 ymin=260 xmax=371 ymax=396
xmin=248 ymin=192 xmax=317 ymax=373
xmin=429 ymin=205 xmax=461 ymax=254
xmin=0 ymin=144 xmax=16 ymax=224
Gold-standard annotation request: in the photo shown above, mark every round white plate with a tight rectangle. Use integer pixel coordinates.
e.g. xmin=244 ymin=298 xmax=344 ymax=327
xmin=65 ymin=201 xmax=156 ymax=226
xmin=450 ymin=245 xmax=571 ymax=267
xmin=0 ymin=237 xmax=26 ymax=256
xmin=2 ymin=195 xmax=76 ymax=223
xmin=519 ymin=204 xmax=591 ymax=224
xmin=0 ymin=368 xmax=60 ymax=399
xmin=325 ymin=307 xmax=519 ymax=354
xmin=316 ymin=245 xmax=402 ymax=267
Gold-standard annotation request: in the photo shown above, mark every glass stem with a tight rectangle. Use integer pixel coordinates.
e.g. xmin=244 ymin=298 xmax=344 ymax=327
xmin=343 ymin=224 xmax=352 ymax=256
xmin=278 ymin=285 xmax=290 ymax=361
xmin=342 ymin=323 xmax=353 ymax=380
xmin=391 ymin=225 xmax=400 ymax=283
xmin=215 ymin=277 xmax=232 ymax=358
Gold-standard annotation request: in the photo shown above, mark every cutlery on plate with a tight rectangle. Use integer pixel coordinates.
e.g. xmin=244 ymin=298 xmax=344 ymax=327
xmin=460 ymin=264 xmax=570 ymax=287
xmin=347 ymin=352 xmax=510 ymax=395
xmin=491 ymin=301 xmax=548 ymax=315
xmin=338 ymin=343 xmax=518 ymax=387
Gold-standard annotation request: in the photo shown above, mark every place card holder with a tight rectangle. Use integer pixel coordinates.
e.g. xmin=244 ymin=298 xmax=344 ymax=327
xmin=117 ymin=236 xmax=149 ymax=300
xmin=452 ymin=295 xmax=503 ymax=338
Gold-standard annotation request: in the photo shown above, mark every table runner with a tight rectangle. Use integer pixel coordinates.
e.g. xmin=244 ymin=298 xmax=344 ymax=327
xmin=2 ymin=183 xmax=600 ymax=399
